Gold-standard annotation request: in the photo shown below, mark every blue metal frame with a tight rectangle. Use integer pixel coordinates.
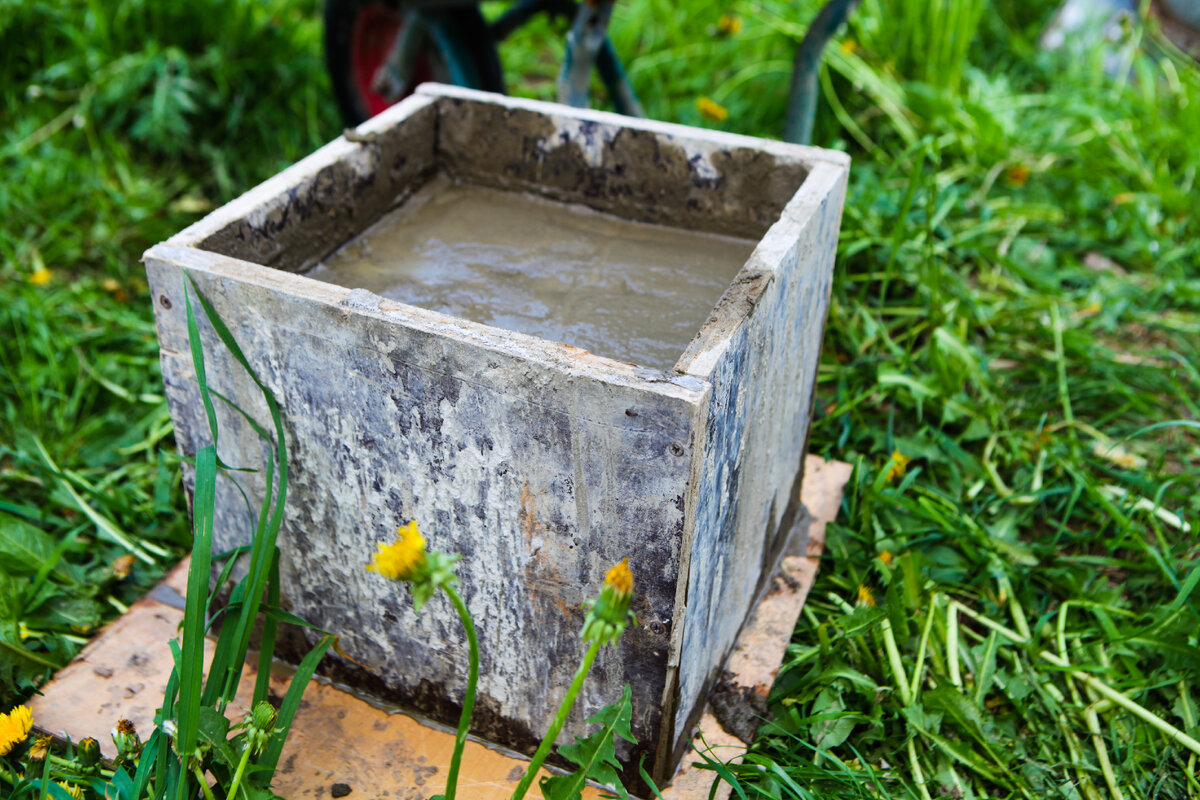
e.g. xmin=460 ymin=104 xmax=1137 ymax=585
xmin=366 ymin=0 xmax=853 ymax=137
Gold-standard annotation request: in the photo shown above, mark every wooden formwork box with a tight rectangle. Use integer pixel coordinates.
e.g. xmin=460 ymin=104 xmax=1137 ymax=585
xmin=144 ymin=85 xmax=849 ymax=782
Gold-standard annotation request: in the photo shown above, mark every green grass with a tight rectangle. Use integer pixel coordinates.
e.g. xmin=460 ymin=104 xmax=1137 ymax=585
xmin=3 ymin=0 xmax=1199 ymax=797
xmin=594 ymin=2 xmax=1200 ymax=797
xmin=0 ymin=0 xmax=341 ymax=704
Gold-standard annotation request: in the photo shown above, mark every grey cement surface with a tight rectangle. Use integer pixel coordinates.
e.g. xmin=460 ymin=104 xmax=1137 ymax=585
xmin=305 ymin=178 xmax=756 ymax=371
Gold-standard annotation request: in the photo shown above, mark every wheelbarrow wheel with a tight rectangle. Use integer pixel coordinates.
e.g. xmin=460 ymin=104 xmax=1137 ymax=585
xmin=324 ymin=0 xmax=505 ymax=126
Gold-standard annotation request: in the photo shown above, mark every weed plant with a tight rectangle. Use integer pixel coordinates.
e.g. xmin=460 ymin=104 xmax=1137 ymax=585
xmin=2 ymin=0 xmax=1199 ymax=797
xmin=367 ymin=524 xmax=642 ymax=800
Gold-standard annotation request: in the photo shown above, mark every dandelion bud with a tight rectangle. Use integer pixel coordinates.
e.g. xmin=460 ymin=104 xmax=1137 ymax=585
xmin=77 ymin=737 xmax=101 ymax=767
xmin=251 ymin=701 xmax=277 ymax=731
xmin=112 ymin=719 xmax=141 ymax=757
xmin=581 ymin=558 xmax=635 ymax=647
xmin=244 ymin=701 xmax=278 ymax=756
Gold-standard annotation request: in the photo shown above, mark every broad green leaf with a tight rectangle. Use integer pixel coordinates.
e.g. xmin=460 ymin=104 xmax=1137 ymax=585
xmin=540 ymin=684 xmax=635 ymax=800
xmin=23 ymin=595 xmax=103 ymax=634
xmin=0 ymin=622 xmax=64 ymax=679
xmin=901 ymin=703 xmax=944 ymax=735
xmin=812 ymin=667 xmax=881 ymax=697
xmin=810 ymin=685 xmax=841 ymax=716
xmin=197 ymin=704 xmax=231 ymax=744
xmin=0 ymin=511 xmax=56 ymax=575
xmin=924 ymin=686 xmax=1007 ymax=768
xmin=107 ymin=766 xmax=136 ymax=800
xmin=814 ymin=713 xmax=856 ymax=750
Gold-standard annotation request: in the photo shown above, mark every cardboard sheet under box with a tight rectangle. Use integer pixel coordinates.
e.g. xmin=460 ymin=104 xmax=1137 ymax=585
xmin=30 ymin=457 xmax=851 ymax=800
xmin=143 ymin=84 xmax=849 ymax=782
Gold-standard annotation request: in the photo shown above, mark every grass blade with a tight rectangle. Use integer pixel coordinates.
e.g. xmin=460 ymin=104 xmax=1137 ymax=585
xmin=176 ymin=444 xmax=216 ymax=788
xmin=252 ymin=549 xmax=282 ymax=706
xmin=185 ymin=273 xmax=289 ymax=707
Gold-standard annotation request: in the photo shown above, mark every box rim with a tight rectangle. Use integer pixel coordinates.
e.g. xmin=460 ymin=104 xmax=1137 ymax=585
xmin=167 ymin=93 xmax=439 ymax=254
xmin=143 ymin=242 xmax=713 ymax=407
xmin=415 ymin=83 xmax=851 ymax=170
xmin=154 ymin=86 xmax=851 ymax=396
xmin=675 ymin=159 xmax=850 ymax=379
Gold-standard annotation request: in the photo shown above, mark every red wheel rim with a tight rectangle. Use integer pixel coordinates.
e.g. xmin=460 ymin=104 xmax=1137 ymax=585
xmin=351 ymin=4 xmax=435 ymax=117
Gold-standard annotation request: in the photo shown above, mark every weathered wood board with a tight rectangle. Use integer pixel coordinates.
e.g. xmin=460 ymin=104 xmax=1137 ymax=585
xmin=143 ymin=85 xmax=849 ymax=782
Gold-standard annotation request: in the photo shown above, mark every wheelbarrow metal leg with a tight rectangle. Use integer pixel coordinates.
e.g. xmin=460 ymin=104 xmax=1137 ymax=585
xmin=784 ymin=0 xmax=861 ymax=145
xmin=373 ymin=10 xmax=435 ymax=102
xmin=558 ymin=1 xmax=613 ymax=108
xmin=597 ymin=37 xmax=644 ymax=117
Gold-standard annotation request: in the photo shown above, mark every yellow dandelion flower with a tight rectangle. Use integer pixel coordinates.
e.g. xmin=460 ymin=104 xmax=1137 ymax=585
xmin=885 ymin=450 xmax=911 ymax=484
xmin=716 ymin=13 xmax=743 ymax=35
xmin=696 ymin=97 xmax=729 ymax=123
xmin=367 ymin=521 xmax=427 ymax=582
xmin=856 ymin=584 xmax=876 ymax=607
xmin=0 ymin=705 xmax=33 ymax=756
xmin=582 ymin=557 xmax=636 ymax=647
xmin=57 ymin=782 xmax=84 ymax=800
xmin=840 ymin=38 xmax=858 ymax=54
xmin=368 ymin=521 xmax=461 ymax=613
xmin=604 ymin=557 xmax=633 ymax=597
xmin=28 ymin=734 xmax=52 ymax=761
xmin=878 ymin=550 xmax=893 ymax=566
xmin=29 ymin=268 xmax=53 ymax=286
